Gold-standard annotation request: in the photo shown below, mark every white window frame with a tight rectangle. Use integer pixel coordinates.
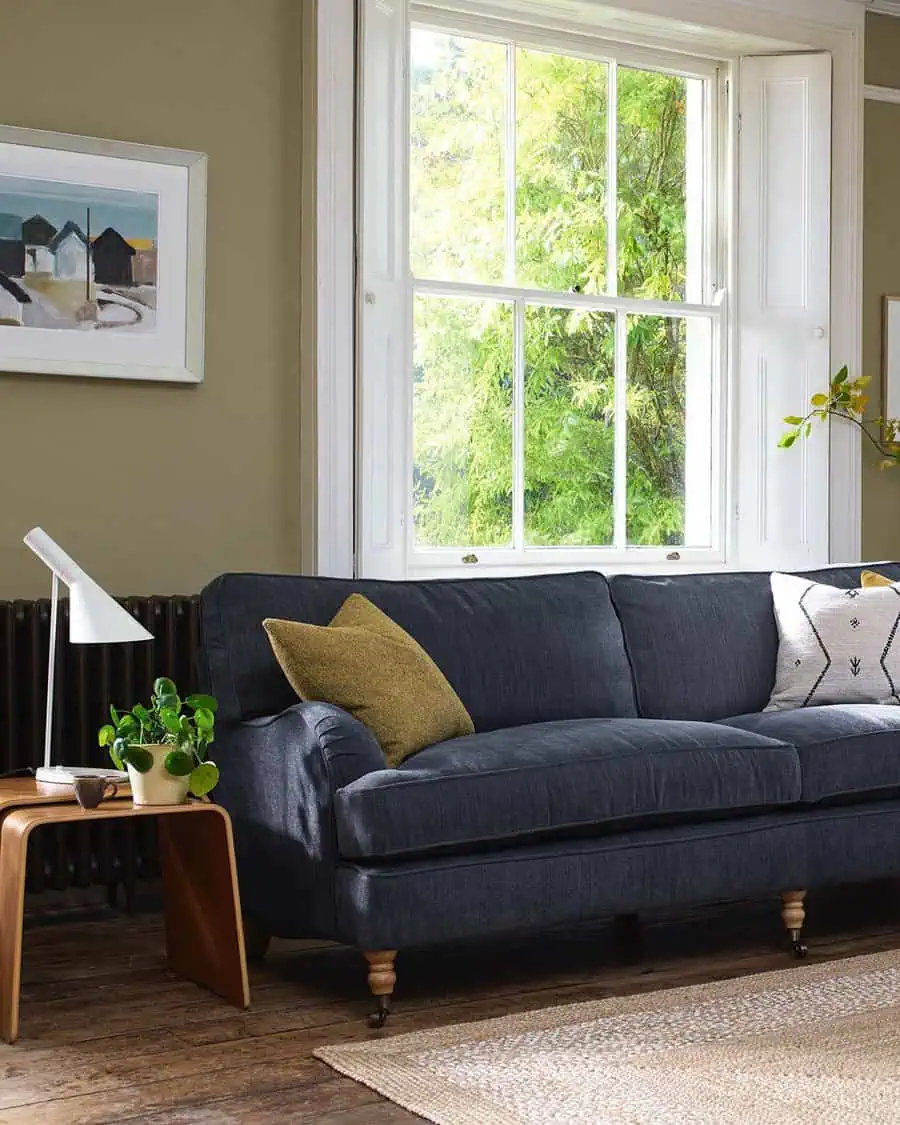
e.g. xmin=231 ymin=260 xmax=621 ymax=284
xmin=310 ymin=0 xmax=864 ymax=579
xmin=407 ymin=13 xmax=728 ymax=573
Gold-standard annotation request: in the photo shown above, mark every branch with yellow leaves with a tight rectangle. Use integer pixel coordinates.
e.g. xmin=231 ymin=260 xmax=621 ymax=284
xmin=779 ymin=366 xmax=900 ymax=470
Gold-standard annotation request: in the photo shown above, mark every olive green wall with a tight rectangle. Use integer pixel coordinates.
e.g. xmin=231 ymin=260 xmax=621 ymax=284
xmin=862 ymin=13 xmax=900 ymax=561
xmin=0 ymin=0 xmax=306 ymax=599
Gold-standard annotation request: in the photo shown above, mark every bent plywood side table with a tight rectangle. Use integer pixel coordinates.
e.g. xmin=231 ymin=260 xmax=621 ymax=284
xmin=0 ymin=795 xmax=250 ymax=1043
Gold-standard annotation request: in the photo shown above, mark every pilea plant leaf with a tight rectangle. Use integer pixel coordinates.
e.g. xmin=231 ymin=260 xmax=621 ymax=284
xmin=121 ymin=746 xmax=153 ymax=774
xmin=164 ymin=750 xmax=194 ymax=777
xmin=110 ymin=737 xmax=127 ymax=770
xmin=194 ymin=707 xmax=215 ymax=732
xmin=185 ymin=694 xmax=218 ymax=713
xmin=161 ymin=709 xmax=183 ymax=735
xmin=98 ymin=724 xmax=116 ymax=748
xmin=189 ymin=762 xmax=219 ymax=797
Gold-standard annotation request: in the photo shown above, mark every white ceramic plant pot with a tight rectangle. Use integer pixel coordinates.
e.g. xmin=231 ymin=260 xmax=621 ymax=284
xmin=127 ymin=745 xmax=190 ymax=807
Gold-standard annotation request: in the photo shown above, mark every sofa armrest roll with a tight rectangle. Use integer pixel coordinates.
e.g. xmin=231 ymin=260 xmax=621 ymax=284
xmin=214 ymin=701 xmax=386 ymax=940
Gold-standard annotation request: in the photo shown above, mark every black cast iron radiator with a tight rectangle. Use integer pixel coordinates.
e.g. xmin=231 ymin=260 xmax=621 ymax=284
xmin=0 ymin=594 xmax=201 ymax=894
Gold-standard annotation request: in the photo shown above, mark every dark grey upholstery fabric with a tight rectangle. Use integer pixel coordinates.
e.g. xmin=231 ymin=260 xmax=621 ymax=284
xmin=609 ymin=564 xmax=900 ymax=722
xmin=201 ymin=571 xmax=636 ymax=728
xmin=804 ymin=801 xmax=900 ymax=885
xmin=333 ymin=813 xmax=808 ymax=948
xmin=214 ymin=701 xmax=386 ymax=940
xmin=331 ymin=800 xmax=900 ymax=948
xmin=719 ymin=704 xmax=900 ymax=804
xmin=333 ymin=718 xmax=800 ymax=860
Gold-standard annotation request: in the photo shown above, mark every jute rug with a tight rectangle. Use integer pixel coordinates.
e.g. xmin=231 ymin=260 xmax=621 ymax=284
xmin=315 ymin=950 xmax=900 ymax=1125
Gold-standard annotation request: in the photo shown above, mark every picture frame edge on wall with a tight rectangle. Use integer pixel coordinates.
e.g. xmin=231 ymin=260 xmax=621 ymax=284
xmin=0 ymin=123 xmax=207 ymax=384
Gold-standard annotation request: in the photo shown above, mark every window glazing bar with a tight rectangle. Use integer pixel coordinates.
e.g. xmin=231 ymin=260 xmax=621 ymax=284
xmin=413 ymin=277 xmax=722 ymax=319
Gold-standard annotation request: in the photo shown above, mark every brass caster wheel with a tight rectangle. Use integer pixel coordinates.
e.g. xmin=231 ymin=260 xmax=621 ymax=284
xmin=791 ymin=939 xmax=809 ymax=959
xmin=368 ymin=997 xmax=391 ymax=1029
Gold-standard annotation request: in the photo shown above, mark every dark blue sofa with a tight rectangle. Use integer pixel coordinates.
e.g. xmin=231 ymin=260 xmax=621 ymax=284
xmin=200 ymin=564 xmax=900 ymax=1021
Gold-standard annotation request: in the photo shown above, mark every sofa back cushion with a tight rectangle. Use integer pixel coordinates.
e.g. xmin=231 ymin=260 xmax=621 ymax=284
xmin=202 ymin=571 xmax=636 ymax=728
xmin=609 ymin=564 xmax=900 ymax=722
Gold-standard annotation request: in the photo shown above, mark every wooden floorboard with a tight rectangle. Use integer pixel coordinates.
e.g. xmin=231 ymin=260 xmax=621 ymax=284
xmin=2 ymin=882 xmax=899 ymax=1123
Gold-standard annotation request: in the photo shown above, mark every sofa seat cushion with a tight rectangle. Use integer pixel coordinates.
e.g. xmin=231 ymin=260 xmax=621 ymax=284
xmin=333 ymin=718 xmax=800 ymax=860
xmin=719 ymin=705 xmax=900 ymax=804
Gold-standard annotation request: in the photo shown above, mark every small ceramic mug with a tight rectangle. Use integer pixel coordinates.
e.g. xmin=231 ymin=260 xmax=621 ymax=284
xmin=72 ymin=778 xmax=118 ymax=810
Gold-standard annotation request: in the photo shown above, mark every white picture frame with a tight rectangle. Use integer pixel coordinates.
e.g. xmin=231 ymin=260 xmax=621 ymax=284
xmin=884 ymin=296 xmax=900 ymax=435
xmin=0 ymin=125 xmax=206 ymax=383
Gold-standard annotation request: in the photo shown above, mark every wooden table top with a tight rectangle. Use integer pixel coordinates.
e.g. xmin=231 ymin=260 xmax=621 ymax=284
xmin=0 ymin=777 xmax=131 ymax=812
xmin=3 ymin=800 xmax=217 ymax=830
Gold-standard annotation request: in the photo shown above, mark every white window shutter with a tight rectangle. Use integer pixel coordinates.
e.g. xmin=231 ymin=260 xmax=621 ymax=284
xmin=357 ymin=0 xmax=410 ymax=579
xmin=736 ymin=54 xmax=832 ymax=572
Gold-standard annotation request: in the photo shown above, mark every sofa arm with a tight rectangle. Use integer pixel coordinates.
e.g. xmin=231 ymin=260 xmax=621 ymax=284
xmin=245 ymin=701 xmax=386 ymax=789
xmin=214 ymin=701 xmax=386 ymax=941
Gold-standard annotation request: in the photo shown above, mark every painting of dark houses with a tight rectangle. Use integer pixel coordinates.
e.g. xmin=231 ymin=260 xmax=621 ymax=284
xmin=0 ymin=176 xmax=158 ymax=330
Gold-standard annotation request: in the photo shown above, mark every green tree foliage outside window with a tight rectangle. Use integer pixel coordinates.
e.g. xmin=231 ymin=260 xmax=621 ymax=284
xmin=411 ymin=33 xmax=697 ymax=550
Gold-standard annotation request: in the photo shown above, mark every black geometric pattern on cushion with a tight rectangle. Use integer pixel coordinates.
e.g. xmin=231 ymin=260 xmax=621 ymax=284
xmin=879 ymin=590 xmax=900 ymax=702
xmin=799 ymin=584 xmax=831 ymax=706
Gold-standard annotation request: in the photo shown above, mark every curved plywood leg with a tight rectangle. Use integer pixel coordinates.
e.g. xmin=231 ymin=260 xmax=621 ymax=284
xmin=158 ymin=806 xmax=250 ymax=1009
xmin=0 ymin=815 xmax=32 ymax=1043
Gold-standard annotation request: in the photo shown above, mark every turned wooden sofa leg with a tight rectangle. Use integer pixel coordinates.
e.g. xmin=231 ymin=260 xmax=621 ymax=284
xmin=364 ymin=950 xmax=398 ymax=1028
xmin=781 ymin=890 xmax=808 ymax=959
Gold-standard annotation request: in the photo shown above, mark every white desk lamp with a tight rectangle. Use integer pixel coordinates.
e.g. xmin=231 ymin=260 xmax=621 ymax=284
xmin=24 ymin=527 xmax=154 ymax=786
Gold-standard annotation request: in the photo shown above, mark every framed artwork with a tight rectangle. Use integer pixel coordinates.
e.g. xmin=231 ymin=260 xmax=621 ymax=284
xmin=0 ymin=125 xmax=206 ymax=383
xmin=883 ymin=296 xmax=900 ymax=436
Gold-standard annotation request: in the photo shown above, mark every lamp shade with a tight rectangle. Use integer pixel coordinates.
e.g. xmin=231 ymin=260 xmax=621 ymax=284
xmin=69 ymin=575 xmax=154 ymax=644
xmin=24 ymin=527 xmax=153 ymax=645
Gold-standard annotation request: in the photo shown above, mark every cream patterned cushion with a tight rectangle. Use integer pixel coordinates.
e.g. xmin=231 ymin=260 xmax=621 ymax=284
xmin=766 ymin=571 xmax=900 ymax=711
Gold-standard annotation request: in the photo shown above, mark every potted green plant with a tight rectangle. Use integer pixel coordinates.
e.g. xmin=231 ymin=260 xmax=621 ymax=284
xmin=98 ymin=677 xmax=219 ymax=807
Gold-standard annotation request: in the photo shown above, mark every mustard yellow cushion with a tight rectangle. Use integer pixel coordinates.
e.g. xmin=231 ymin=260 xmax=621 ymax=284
xmin=263 ymin=594 xmax=474 ymax=766
xmin=861 ymin=569 xmax=896 ymax=588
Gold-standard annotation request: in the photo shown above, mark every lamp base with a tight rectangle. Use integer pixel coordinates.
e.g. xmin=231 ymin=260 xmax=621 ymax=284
xmin=35 ymin=765 xmax=129 ymax=787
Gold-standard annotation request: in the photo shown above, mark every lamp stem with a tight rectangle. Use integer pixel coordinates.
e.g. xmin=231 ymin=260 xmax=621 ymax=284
xmin=44 ymin=572 xmax=60 ymax=772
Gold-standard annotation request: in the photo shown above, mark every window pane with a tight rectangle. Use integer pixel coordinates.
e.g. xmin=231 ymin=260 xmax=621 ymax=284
xmin=626 ymin=314 xmax=713 ymax=547
xmin=524 ymin=306 xmax=615 ymax=546
xmin=517 ymin=50 xmax=608 ymax=293
xmin=617 ymin=68 xmax=692 ymax=301
xmin=410 ymin=30 xmax=507 ymax=283
xmin=414 ymin=296 xmax=514 ymax=548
